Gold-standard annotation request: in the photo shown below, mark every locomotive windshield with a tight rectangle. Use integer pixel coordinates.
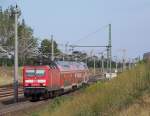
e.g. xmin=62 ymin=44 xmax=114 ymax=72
xmin=36 ymin=69 xmax=45 ymax=76
xmin=26 ymin=69 xmax=35 ymax=77
xmin=25 ymin=69 xmax=45 ymax=77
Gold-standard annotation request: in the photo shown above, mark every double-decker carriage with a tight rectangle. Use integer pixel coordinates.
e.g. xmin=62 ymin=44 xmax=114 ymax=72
xmin=23 ymin=61 xmax=89 ymax=100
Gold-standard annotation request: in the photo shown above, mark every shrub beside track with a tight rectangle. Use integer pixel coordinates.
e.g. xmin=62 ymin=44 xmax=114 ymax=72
xmin=33 ymin=62 xmax=150 ymax=116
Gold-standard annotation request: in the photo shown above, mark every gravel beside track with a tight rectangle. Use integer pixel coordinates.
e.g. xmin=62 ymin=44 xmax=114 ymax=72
xmin=0 ymin=100 xmax=48 ymax=115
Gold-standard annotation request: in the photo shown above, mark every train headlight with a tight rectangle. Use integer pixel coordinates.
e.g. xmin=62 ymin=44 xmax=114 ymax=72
xmin=25 ymin=80 xmax=33 ymax=83
xmin=37 ymin=80 xmax=46 ymax=83
xmin=40 ymin=83 xmax=46 ymax=86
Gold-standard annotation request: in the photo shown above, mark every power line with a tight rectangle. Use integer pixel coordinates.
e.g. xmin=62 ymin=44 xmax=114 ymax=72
xmin=72 ymin=24 xmax=108 ymax=44
xmin=69 ymin=45 xmax=109 ymax=48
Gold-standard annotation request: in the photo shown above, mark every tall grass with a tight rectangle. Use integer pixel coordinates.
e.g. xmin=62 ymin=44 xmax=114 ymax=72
xmin=0 ymin=67 xmax=23 ymax=86
xmin=34 ymin=62 xmax=150 ymax=116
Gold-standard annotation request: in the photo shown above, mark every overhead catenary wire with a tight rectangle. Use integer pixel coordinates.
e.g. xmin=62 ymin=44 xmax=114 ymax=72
xmin=72 ymin=24 xmax=108 ymax=44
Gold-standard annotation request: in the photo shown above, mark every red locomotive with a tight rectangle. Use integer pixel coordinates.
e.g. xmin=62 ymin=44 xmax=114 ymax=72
xmin=23 ymin=61 xmax=89 ymax=100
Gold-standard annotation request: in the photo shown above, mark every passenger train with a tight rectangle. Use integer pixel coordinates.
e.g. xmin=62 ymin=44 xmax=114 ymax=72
xmin=23 ymin=61 xmax=89 ymax=100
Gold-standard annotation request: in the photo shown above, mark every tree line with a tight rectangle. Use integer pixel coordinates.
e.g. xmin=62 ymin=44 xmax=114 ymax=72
xmin=0 ymin=6 xmax=60 ymax=66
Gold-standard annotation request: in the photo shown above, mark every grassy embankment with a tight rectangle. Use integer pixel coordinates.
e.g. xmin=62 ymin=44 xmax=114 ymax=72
xmin=31 ymin=62 xmax=150 ymax=116
xmin=0 ymin=67 xmax=22 ymax=86
xmin=118 ymin=93 xmax=150 ymax=116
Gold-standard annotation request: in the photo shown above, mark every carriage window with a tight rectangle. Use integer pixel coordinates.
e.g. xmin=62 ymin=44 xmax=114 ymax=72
xmin=26 ymin=70 xmax=35 ymax=77
xmin=36 ymin=70 xmax=45 ymax=76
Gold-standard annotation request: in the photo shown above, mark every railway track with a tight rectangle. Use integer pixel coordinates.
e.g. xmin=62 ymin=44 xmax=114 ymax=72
xmin=0 ymin=89 xmax=82 ymax=116
xmin=0 ymin=86 xmax=23 ymax=100
xmin=0 ymin=75 xmax=105 ymax=115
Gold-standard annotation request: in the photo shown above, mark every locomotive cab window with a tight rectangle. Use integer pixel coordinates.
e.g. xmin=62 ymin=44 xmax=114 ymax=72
xmin=36 ymin=69 xmax=45 ymax=76
xmin=25 ymin=69 xmax=35 ymax=77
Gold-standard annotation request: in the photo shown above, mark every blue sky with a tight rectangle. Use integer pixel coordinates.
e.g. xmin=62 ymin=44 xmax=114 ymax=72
xmin=0 ymin=0 xmax=150 ymax=59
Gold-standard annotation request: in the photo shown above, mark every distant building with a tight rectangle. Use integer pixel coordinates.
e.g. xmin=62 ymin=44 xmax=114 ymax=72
xmin=143 ymin=52 xmax=150 ymax=61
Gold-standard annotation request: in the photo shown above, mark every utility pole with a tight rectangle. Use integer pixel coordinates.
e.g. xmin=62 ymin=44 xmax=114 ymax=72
xmin=109 ymin=24 xmax=112 ymax=77
xmin=99 ymin=52 xmax=104 ymax=73
xmin=107 ymin=47 xmax=109 ymax=72
xmin=64 ymin=42 xmax=69 ymax=61
xmin=128 ymin=58 xmax=131 ymax=70
xmin=101 ymin=53 xmax=104 ymax=73
xmin=122 ymin=49 xmax=126 ymax=71
xmin=51 ymin=35 xmax=54 ymax=61
xmin=93 ymin=56 xmax=96 ymax=75
xmin=114 ymin=56 xmax=118 ymax=73
xmin=14 ymin=5 xmax=19 ymax=102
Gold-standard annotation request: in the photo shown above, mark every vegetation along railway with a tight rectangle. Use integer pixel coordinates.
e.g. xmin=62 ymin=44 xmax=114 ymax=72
xmin=0 ymin=62 xmax=105 ymax=115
